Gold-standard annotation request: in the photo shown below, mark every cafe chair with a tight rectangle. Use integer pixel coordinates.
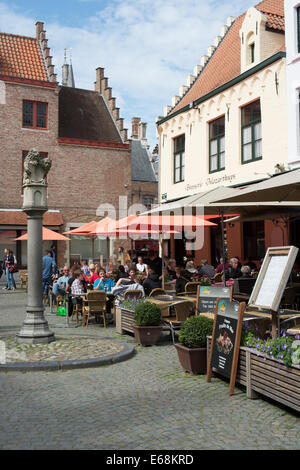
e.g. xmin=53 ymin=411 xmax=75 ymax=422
xmin=71 ymin=296 xmax=84 ymax=324
xmin=280 ymin=286 xmax=298 ymax=310
xmin=163 ymin=300 xmax=193 ymax=344
xmin=149 ymin=288 xmax=166 ymax=297
xmin=214 ymin=272 xmax=223 ymax=283
xmin=233 ymin=278 xmax=256 ymax=296
xmin=19 ymin=270 xmax=28 ymax=290
xmin=82 ymin=291 xmax=107 ymax=327
xmin=124 ymin=290 xmax=143 ymax=300
xmin=244 ymin=317 xmax=271 ymax=340
xmin=185 ymin=282 xmax=201 ymax=295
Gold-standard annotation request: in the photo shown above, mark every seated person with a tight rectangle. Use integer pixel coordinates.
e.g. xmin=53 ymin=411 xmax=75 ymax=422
xmin=124 ymin=259 xmax=132 ymax=273
xmin=142 ymin=269 xmax=161 ymax=296
xmin=240 ymin=265 xmax=252 ymax=278
xmin=136 ymin=256 xmax=147 ymax=274
xmin=87 ymin=264 xmax=99 ymax=287
xmin=115 ymin=265 xmax=129 ymax=282
xmin=197 ymin=259 xmax=215 ymax=281
xmin=175 ymin=268 xmax=191 ymax=295
xmin=185 ymin=260 xmax=198 ymax=275
xmin=52 ymin=266 xmax=71 ymax=297
xmin=115 ymin=267 xmax=138 ymax=287
xmin=70 ymin=271 xmax=86 ymax=307
xmin=167 ymin=259 xmax=177 ymax=281
xmin=94 ymin=268 xmax=115 ymax=293
xmin=215 ymin=257 xmax=230 ymax=273
xmin=243 ymin=257 xmax=257 ymax=272
xmin=225 ymin=258 xmax=242 ymax=280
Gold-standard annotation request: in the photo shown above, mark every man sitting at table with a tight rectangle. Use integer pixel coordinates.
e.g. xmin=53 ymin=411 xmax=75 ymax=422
xmin=52 ymin=266 xmax=71 ymax=298
xmin=93 ymin=268 xmax=115 ymax=292
xmin=115 ymin=267 xmax=138 ymax=287
xmin=142 ymin=268 xmax=161 ymax=296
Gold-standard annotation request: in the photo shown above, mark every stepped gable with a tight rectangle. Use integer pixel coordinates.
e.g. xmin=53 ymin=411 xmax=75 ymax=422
xmin=169 ymin=0 xmax=284 ymax=116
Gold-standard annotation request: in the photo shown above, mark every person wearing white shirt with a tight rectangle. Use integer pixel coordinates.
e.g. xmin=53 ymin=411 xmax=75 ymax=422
xmin=136 ymin=256 xmax=147 ymax=274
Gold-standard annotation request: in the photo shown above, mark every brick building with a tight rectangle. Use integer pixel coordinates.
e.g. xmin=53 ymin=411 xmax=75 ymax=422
xmin=129 ymin=117 xmax=158 ymax=254
xmin=0 ymin=21 xmax=131 ymax=268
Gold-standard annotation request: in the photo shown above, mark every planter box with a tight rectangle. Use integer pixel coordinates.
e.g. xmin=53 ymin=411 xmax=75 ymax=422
xmin=115 ymin=307 xmax=135 ymax=334
xmin=207 ymin=336 xmax=300 ymax=413
xmin=133 ymin=325 xmax=162 ymax=346
xmin=175 ymin=343 xmax=207 ymax=374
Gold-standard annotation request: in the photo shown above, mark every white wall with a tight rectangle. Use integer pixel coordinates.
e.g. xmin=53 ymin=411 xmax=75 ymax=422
xmin=158 ymin=58 xmax=288 ymax=202
xmin=285 ymin=0 xmax=300 ymax=168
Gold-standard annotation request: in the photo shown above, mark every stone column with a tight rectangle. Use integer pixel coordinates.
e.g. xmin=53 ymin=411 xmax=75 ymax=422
xmin=16 ymin=149 xmax=55 ymax=344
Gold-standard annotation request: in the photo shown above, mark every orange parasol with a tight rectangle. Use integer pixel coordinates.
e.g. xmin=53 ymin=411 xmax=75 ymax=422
xmin=15 ymin=227 xmax=71 ymax=241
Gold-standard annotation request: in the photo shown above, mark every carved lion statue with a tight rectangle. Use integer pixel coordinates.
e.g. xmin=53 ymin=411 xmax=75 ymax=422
xmin=23 ymin=149 xmax=52 ymax=186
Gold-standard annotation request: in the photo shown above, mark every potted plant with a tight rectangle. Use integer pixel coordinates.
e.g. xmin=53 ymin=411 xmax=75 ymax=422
xmin=175 ymin=315 xmax=214 ymax=374
xmin=133 ymin=300 xmax=162 ymax=346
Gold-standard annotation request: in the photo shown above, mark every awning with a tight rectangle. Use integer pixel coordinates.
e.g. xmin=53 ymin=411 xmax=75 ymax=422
xmin=0 ymin=210 xmax=63 ymax=226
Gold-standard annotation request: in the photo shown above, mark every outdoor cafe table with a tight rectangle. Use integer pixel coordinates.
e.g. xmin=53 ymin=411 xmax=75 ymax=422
xmin=147 ymin=296 xmax=191 ymax=317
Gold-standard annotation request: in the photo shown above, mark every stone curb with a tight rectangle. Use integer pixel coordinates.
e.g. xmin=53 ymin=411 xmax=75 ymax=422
xmin=0 ymin=336 xmax=136 ymax=372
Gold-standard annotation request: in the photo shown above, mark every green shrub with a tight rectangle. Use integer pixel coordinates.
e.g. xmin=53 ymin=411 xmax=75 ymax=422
xmin=179 ymin=315 xmax=214 ymax=348
xmin=134 ymin=301 xmax=161 ymax=326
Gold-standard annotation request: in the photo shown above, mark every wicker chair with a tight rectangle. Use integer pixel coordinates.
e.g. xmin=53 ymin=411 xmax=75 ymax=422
xmin=214 ymin=272 xmax=223 ymax=283
xmin=124 ymin=290 xmax=143 ymax=300
xmin=163 ymin=300 xmax=193 ymax=343
xmin=185 ymin=282 xmax=201 ymax=295
xmin=149 ymin=288 xmax=166 ymax=297
xmin=82 ymin=291 xmax=107 ymax=327
xmin=19 ymin=270 xmax=28 ymax=290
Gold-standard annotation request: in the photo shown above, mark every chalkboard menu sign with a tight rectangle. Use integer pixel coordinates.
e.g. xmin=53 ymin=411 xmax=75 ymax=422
xmin=196 ymin=285 xmax=232 ymax=313
xmin=207 ymin=299 xmax=246 ymax=395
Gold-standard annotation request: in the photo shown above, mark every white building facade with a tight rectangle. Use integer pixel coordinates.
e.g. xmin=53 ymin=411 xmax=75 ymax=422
xmin=285 ymin=0 xmax=300 ymax=168
xmin=157 ymin=1 xmax=287 ymax=204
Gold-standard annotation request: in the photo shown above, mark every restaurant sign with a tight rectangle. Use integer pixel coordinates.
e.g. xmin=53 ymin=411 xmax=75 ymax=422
xmin=196 ymin=285 xmax=232 ymax=313
xmin=207 ymin=299 xmax=246 ymax=395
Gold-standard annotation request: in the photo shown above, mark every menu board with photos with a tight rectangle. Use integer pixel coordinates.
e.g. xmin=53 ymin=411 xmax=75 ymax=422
xmin=197 ymin=285 xmax=232 ymax=313
xmin=207 ymin=299 xmax=246 ymax=395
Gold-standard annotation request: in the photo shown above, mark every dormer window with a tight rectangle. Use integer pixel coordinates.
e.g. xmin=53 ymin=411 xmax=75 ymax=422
xmin=247 ymin=33 xmax=255 ymax=65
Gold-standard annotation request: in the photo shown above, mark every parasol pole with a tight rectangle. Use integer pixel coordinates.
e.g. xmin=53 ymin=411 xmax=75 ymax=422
xmin=220 ymin=210 xmax=226 ymax=287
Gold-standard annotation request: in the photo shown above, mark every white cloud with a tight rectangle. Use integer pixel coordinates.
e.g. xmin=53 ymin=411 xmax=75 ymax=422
xmin=0 ymin=0 xmax=254 ymax=147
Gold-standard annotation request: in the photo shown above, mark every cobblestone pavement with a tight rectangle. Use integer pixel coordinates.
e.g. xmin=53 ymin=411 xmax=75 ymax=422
xmin=0 ymin=290 xmax=300 ymax=450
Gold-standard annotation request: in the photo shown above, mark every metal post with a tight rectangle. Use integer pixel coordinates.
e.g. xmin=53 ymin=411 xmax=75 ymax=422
xmin=220 ymin=211 xmax=226 ymax=287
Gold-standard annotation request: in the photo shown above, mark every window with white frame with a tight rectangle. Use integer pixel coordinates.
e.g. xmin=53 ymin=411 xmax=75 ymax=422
xmin=173 ymin=134 xmax=185 ymax=183
xmin=241 ymin=100 xmax=262 ymax=163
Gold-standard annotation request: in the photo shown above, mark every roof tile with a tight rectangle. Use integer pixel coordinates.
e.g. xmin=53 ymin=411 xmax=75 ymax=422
xmin=0 ymin=33 xmax=48 ymax=82
xmin=169 ymin=0 xmax=285 ymax=117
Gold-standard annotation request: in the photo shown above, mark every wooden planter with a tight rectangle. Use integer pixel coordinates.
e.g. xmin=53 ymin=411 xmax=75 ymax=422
xmin=115 ymin=307 xmax=135 ymax=334
xmin=133 ymin=325 xmax=162 ymax=346
xmin=175 ymin=343 xmax=207 ymax=375
xmin=207 ymin=336 xmax=300 ymax=413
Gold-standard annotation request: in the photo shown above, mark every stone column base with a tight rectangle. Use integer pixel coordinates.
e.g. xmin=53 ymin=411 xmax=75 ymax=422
xmin=16 ymin=307 xmax=55 ymax=344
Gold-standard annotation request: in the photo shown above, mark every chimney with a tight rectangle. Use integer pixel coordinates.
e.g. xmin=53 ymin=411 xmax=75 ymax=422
xmin=35 ymin=21 xmax=44 ymax=40
xmin=131 ymin=117 xmax=141 ymax=139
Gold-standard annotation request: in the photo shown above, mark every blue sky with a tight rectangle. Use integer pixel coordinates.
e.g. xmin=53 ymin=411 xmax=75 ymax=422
xmin=0 ymin=0 xmax=254 ymax=149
